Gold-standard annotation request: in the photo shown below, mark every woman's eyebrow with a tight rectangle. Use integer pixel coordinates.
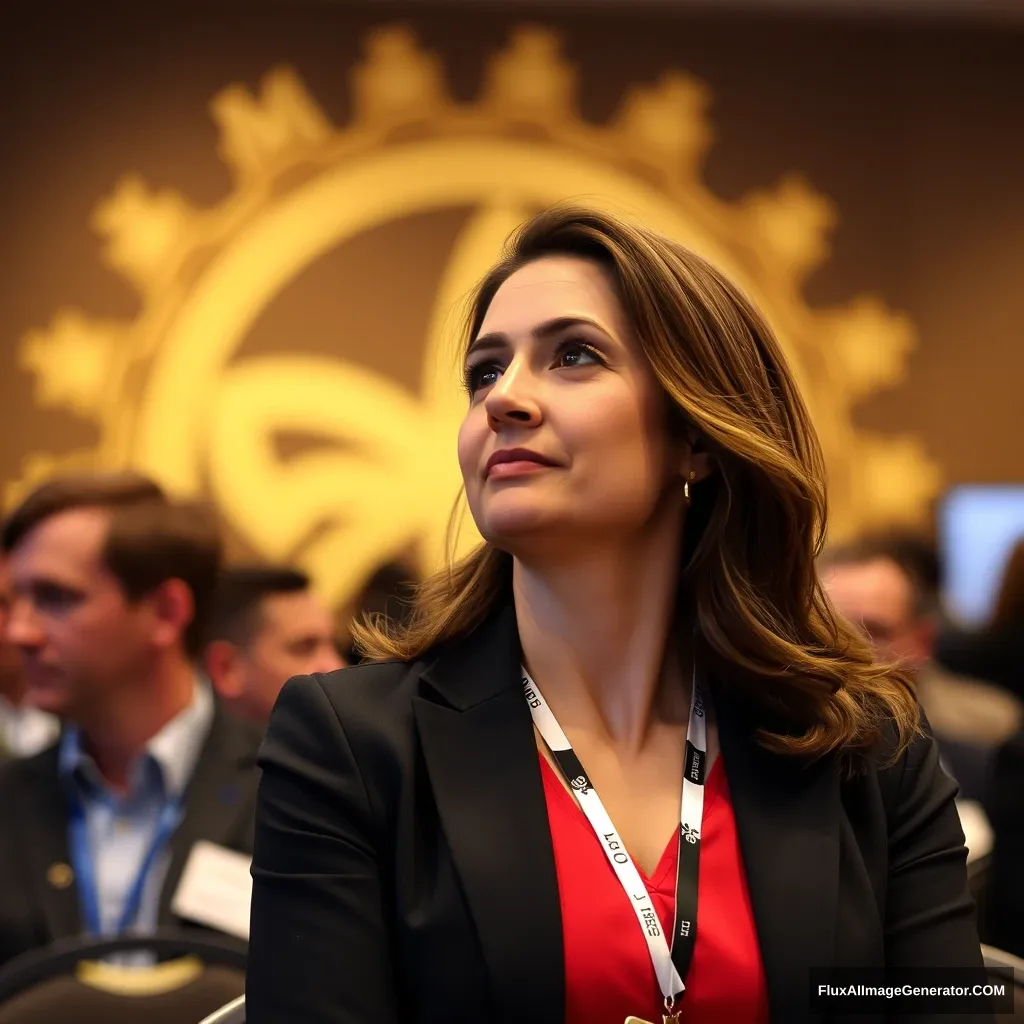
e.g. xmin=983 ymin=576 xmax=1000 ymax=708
xmin=467 ymin=315 xmax=608 ymax=360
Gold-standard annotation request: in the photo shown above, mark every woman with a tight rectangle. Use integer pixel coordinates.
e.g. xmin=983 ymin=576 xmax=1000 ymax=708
xmin=246 ymin=207 xmax=987 ymax=1023
xmin=937 ymin=538 xmax=1024 ymax=699
xmin=967 ymin=539 xmax=1024 ymax=957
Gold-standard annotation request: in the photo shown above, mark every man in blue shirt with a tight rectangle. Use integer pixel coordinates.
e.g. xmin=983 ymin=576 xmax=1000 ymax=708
xmin=0 ymin=473 xmax=263 ymax=968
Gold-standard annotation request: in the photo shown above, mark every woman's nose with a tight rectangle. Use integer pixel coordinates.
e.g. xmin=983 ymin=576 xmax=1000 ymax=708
xmin=484 ymin=362 xmax=542 ymax=429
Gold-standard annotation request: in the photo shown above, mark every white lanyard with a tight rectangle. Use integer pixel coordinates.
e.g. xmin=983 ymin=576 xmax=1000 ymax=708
xmin=523 ymin=666 xmax=708 ymax=1013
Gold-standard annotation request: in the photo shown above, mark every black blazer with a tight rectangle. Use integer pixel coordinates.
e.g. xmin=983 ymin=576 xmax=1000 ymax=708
xmin=0 ymin=700 xmax=262 ymax=968
xmin=246 ymin=602 xmax=987 ymax=1024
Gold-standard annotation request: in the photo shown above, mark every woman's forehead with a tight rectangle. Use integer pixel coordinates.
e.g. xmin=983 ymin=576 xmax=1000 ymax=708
xmin=478 ymin=255 xmax=624 ymax=337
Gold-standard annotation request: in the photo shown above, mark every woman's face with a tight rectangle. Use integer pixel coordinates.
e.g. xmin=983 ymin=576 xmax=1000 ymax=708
xmin=458 ymin=255 xmax=690 ymax=554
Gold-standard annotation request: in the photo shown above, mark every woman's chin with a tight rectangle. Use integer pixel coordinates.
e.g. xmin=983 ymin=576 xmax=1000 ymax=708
xmin=478 ymin=501 xmax=562 ymax=545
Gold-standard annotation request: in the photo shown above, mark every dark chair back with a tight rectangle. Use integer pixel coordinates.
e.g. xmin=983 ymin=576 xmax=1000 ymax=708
xmin=0 ymin=931 xmax=246 ymax=1024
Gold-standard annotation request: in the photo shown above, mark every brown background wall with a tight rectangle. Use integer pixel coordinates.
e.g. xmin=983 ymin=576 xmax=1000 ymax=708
xmin=1 ymin=2 xmax=1022 ymax=512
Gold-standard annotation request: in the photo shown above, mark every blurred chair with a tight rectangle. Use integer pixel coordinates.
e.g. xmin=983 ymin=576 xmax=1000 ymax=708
xmin=198 ymin=994 xmax=244 ymax=1024
xmin=982 ymin=943 xmax=1024 ymax=1020
xmin=960 ymin=799 xmax=995 ymax=864
xmin=969 ymin=850 xmax=994 ymax=940
xmin=960 ymin=797 xmax=995 ymax=940
xmin=0 ymin=931 xmax=246 ymax=1024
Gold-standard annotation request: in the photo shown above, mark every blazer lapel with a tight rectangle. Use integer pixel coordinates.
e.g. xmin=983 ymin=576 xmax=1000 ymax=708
xmin=18 ymin=746 xmax=81 ymax=941
xmin=414 ymin=602 xmax=564 ymax=1024
xmin=715 ymin=685 xmax=840 ymax=1023
xmin=159 ymin=703 xmax=260 ymax=924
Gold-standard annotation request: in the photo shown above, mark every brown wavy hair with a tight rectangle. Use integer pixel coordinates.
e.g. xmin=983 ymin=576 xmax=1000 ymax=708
xmin=354 ymin=205 xmax=920 ymax=764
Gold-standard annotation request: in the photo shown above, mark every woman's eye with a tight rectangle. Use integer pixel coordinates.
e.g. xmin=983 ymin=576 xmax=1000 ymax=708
xmin=464 ymin=362 xmax=502 ymax=395
xmin=464 ymin=341 xmax=603 ymax=395
xmin=555 ymin=341 xmax=603 ymax=369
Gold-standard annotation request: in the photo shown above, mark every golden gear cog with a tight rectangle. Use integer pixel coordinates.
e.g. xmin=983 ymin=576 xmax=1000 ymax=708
xmin=10 ymin=24 xmax=940 ymax=609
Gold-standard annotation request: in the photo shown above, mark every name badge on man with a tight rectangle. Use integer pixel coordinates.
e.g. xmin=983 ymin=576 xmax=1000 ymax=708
xmin=170 ymin=840 xmax=252 ymax=939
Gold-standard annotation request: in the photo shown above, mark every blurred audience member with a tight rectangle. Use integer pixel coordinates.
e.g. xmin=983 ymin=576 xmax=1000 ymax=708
xmin=203 ymin=565 xmax=343 ymax=724
xmin=820 ymin=533 xmax=937 ymax=673
xmin=936 ymin=537 xmax=1024 ymax=697
xmin=0 ymin=556 xmax=58 ymax=759
xmin=820 ymin=533 xmax=1021 ymax=801
xmin=976 ymin=540 xmax=1024 ymax=957
xmin=0 ymin=473 xmax=262 ymax=968
xmin=341 ymin=562 xmax=417 ymax=664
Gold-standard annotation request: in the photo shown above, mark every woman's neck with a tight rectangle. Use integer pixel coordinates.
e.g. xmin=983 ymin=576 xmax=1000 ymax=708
xmin=513 ymin=510 xmax=689 ymax=753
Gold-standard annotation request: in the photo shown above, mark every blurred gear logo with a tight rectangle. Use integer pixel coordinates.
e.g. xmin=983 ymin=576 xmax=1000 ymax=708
xmin=10 ymin=25 xmax=939 ymax=609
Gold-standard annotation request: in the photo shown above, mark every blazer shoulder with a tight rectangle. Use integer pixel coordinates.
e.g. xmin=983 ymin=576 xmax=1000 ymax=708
xmin=271 ymin=658 xmax=428 ymax=761
xmin=851 ymin=707 xmax=951 ymax=818
xmin=871 ymin=707 xmax=939 ymax=770
xmin=321 ymin=658 xmax=426 ymax=702
xmin=313 ymin=658 xmax=426 ymax=716
xmin=261 ymin=660 xmax=430 ymax=839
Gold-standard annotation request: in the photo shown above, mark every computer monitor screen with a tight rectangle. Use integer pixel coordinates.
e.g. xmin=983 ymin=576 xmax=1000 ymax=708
xmin=939 ymin=485 xmax=1024 ymax=627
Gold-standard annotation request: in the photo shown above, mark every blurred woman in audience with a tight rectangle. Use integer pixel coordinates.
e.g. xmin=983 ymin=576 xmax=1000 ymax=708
xmin=937 ymin=538 xmax=1024 ymax=698
xmin=247 ymin=207 xmax=987 ymax=1023
xmin=971 ymin=539 xmax=1024 ymax=957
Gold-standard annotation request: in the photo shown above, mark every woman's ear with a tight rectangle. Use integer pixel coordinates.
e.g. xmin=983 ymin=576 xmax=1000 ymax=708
xmin=682 ymin=432 xmax=714 ymax=483
xmin=686 ymin=451 xmax=713 ymax=483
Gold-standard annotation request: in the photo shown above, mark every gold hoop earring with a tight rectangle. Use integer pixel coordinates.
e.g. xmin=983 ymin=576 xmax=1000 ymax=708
xmin=684 ymin=470 xmax=696 ymax=503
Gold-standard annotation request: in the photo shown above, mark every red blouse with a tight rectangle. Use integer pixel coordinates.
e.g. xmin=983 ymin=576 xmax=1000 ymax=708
xmin=539 ymin=754 xmax=770 ymax=1024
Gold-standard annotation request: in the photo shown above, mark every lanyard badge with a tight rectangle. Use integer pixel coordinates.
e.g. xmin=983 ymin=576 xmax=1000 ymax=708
xmin=523 ymin=666 xmax=708 ymax=1024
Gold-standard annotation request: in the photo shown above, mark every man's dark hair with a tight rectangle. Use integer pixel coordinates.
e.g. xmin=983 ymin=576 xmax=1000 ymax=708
xmin=820 ymin=531 xmax=942 ymax=620
xmin=205 ymin=565 xmax=311 ymax=649
xmin=1 ymin=472 xmax=222 ymax=658
xmin=356 ymin=563 xmax=417 ymax=626
xmin=345 ymin=563 xmax=418 ymax=663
